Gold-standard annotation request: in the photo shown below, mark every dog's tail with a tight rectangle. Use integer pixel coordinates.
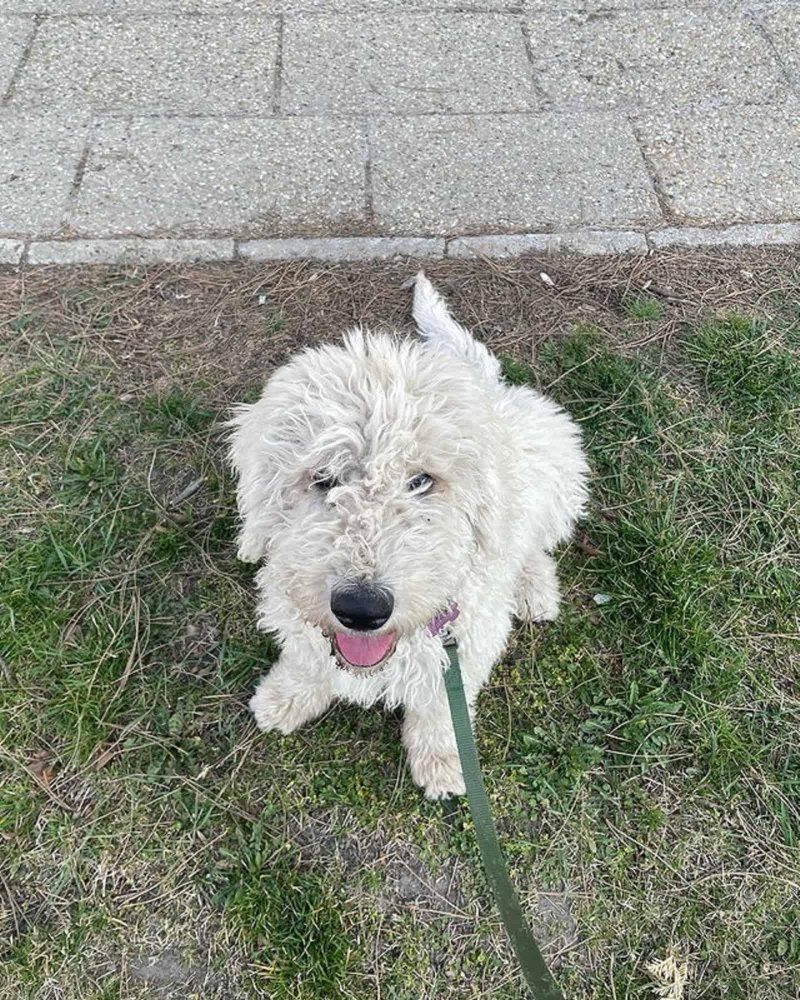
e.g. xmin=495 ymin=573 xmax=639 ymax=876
xmin=413 ymin=271 xmax=501 ymax=384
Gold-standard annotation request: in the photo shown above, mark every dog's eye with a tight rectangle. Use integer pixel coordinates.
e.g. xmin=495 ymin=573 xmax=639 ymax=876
xmin=312 ymin=473 xmax=339 ymax=493
xmin=407 ymin=472 xmax=434 ymax=496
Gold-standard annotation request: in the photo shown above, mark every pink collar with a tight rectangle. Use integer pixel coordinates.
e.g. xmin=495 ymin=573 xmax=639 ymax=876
xmin=427 ymin=603 xmax=460 ymax=637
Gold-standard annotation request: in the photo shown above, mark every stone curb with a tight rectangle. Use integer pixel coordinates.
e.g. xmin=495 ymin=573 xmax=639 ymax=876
xmin=2 ymin=225 xmax=798 ymax=268
xmin=0 ymin=239 xmax=25 ymax=265
xmin=448 ymin=230 xmax=647 ymax=258
xmin=238 ymin=236 xmax=445 ymax=261
xmin=647 ymin=222 xmax=800 ymax=249
xmin=26 ymin=238 xmax=236 ymax=265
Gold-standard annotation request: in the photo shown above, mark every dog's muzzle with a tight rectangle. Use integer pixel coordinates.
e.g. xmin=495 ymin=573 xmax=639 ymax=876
xmin=328 ymin=600 xmax=460 ymax=674
xmin=329 ymin=581 xmax=397 ymax=670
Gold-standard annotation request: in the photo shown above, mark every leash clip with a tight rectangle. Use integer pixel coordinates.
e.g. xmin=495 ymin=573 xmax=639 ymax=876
xmin=439 ymin=623 xmax=458 ymax=648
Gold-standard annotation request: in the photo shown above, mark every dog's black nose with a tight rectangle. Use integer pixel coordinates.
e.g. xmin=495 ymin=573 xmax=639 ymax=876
xmin=330 ymin=584 xmax=394 ymax=631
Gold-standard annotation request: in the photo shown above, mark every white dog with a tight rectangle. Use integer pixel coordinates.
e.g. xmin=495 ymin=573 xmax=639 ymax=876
xmin=229 ymin=274 xmax=588 ymax=799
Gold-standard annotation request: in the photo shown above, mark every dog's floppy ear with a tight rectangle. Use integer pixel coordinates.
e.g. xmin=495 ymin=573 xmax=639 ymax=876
xmin=413 ymin=272 xmax=501 ymax=384
xmin=227 ymin=392 xmax=293 ymax=563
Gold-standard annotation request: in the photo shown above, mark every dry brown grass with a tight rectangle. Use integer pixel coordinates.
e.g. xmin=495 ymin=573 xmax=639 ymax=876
xmin=2 ymin=247 xmax=798 ymax=400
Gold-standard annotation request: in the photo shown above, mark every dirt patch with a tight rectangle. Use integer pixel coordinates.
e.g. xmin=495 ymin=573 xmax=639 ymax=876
xmin=1 ymin=248 xmax=798 ymax=405
xmin=169 ymin=612 xmax=222 ymax=680
xmin=0 ymin=879 xmax=57 ymax=954
xmin=288 ymin=808 xmax=581 ymax=966
xmin=533 ymin=893 xmax=580 ymax=963
xmin=290 ymin=809 xmax=467 ymax=917
xmin=127 ymin=949 xmax=203 ymax=986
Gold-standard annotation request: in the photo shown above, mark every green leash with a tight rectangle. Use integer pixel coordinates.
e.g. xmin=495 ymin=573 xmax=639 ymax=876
xmin=443 ymin=639 xmax=565 ymax=1000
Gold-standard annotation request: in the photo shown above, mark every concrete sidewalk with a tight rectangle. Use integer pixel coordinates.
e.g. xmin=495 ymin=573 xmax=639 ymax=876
xmin=1 ymin=0 xmax=799 ymax=265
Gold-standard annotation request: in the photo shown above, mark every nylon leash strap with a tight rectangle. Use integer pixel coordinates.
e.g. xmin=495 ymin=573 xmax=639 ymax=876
xmin=443 ymin=639 xmax=565 ymax=1000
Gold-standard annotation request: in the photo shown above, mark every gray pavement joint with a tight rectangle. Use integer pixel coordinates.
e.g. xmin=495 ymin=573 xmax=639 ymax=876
xmin=628 ymin=116 xmax=675 ymax=225
xmin=363 ymin=117 xmax=376 ymax=221
xmin=519 ymin=18 xmax=551 ymax=107
xmin=2 ymin=13 xmax=41 ymax=105
xmin=748 ymin=8 xmax=797 ymax=91
xmin=64 ymin=119 xmax=97 ymax=230
xmin=273 ymin=15 xmax=284 ymax=114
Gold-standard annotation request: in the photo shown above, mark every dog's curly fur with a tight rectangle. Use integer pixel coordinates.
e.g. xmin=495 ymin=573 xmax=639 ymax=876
xmin=229 ymin=274 xmax=588 ymax=798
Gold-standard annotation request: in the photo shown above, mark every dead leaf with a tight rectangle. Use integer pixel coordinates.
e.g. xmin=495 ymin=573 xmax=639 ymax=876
xmin=0 ymin=654 xmax=14 ymax=683
xmin=29 ymin=750 xmax=50 ymax=772
xmin=92 ymin=746 xmax=119 ymax=771
xmin=29 ymin=751 xmax=57 ymax=790
xmin=577 ymin=533 xmax=601 ymax=557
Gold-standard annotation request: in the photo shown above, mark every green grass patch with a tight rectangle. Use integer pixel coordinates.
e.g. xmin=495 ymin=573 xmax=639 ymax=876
xmin=141 ymin=387 xmax=217 ymax=435
xmin=1 ymin=296 xmax=798 ymax=1000
xmin=622 ymin=294 xmax=664 ymax=323
xmin=220 ymin=822 xmax=355 ymax=997
xmin=684 ymin=315 xmax=799 ymax=425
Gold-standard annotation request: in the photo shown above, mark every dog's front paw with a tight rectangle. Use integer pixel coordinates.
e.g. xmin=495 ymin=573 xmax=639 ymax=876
xmin=516 ymin=552 xmax=561 ymax=623
xmin=517 ymin=581 xmax=560 ymax=623
xmin=526 ymin=590 xmax=560 ymax=623
xmin=249 ymin=678 xmax=315 ymax=735
xmin=408 ymin=750 xmax=466 ymax=800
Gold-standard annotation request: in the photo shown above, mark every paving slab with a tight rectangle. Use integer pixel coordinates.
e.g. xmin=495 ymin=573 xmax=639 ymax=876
xmin=239 ymin=236 xmax=444 ymax=260
xmin=14 ymin=15 xmax=279 ymax=113
xmin=0 ymin=16 xmax=34 ymax=98
xmin=70 ymin=117 xmax=366 ymax=237
xmin=27 ymin=238 xmax=236 ymax=263
xmin=636 ymin=105 xmax=800 ymax=224
xmin=0 ymin=0 xmax=791 ymax=10
xmin=282 ymin=14 xmax=537 ymax=115
xmin=2 ymin=0 xmax=798 ymax=258
xmin=527 ymin=9 xmax=786 ymax=109
xmin=371 ymin=113 xmax=661 ymax=234
xmin=0 ymin=112 xmax=87 ymax=235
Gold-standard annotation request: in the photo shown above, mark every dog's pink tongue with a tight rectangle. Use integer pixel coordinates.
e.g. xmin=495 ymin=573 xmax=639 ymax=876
xmin=335 ymin=632 xmax=395 ymax=667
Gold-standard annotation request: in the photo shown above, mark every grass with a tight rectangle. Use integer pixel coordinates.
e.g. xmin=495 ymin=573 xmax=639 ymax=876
xmin=622 ymin=294 xmax=664 ymax=323
xmin=1 ymin=263 xmax=799 ymax=1000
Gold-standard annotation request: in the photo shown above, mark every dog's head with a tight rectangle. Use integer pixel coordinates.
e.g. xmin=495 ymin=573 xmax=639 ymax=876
xmin=229 ymin=280 xmax=508 ymax=671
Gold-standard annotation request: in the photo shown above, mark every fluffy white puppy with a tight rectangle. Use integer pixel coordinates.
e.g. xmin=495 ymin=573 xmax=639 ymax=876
xmin=229 ymin=274 xmax=588 ymax=798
